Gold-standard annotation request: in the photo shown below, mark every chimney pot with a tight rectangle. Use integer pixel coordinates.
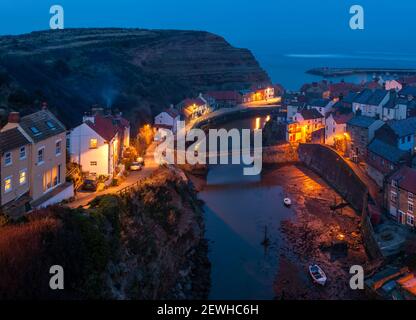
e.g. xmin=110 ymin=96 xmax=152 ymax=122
xmin=42 ymin=102 xmax=48 ymax=110
xmin=8 ymin=112 xmax=20 ymax=123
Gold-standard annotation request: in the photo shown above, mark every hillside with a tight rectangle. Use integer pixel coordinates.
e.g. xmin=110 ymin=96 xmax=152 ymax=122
xmin=0 ymin=167 xmax=210 ymax=299
xmin=0 ymin=28 xmax=270 ymax=128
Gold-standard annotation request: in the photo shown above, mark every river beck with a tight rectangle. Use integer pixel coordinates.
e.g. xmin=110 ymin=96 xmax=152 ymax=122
xmin=191 ymin=116 xmax=370 ymax=300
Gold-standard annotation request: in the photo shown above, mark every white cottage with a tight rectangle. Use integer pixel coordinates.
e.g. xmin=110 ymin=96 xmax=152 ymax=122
xmin=69 ymin=114 xmax=120 ymax=177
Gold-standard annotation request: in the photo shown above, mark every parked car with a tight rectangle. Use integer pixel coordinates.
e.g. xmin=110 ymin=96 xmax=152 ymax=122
xmin=130 ymin=162 xmax=143 ymax=171
xmin=136 ymin=156 xmax=145 ymax=166
xmin=81 ymin=176 xmax=98 ymax=192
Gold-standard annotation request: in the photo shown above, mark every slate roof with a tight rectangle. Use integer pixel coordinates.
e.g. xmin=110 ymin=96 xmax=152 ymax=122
xmin=384 ymin=92 xmax=397 ymax=109
xmin=0 ymin=128 xmax=30 ymax=155
xmin=310 ymin=98 xmax=331 ymax=108
xmin=387 ymin=118 xmax=416 ymax=137
xmin=163 ymin=108 xmax=180 ymax=118
xmin=332 ymin=113 xmax=354 ymax=124
xmin=368 ymin=139 xmax=409 ymax=164
xmin=367 ymin=89 xmax=389 ymax=105
xmin=347 ymin=115 xmax=379 ymax=128
xmin=389 ymin=166 xmax=416 ymax=194
xmin=399 ymin=86 xmax=416 ymax=97
xmin=19 ymin=110 xmax=66 ymax=142
xmin=342 ymin=92 xmax=359 ymax=104
xmin=353 ymin=89 xmax=375 ymax=104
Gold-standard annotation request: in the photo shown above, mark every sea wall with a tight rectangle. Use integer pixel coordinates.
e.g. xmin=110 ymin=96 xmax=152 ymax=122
xmin=262 ymin=143 xmax=298 ymax=164
xmin=298 ymin=144 xmax=367 ymax=213
xmin=297 ymin=143 xmax=382 ymax=260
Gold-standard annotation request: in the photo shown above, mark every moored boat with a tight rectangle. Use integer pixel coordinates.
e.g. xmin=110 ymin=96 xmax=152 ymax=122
xmin=309 ymin=264 xmax=327 ymax=286
xmin=283 ymin=198 xmax=292 ymax=207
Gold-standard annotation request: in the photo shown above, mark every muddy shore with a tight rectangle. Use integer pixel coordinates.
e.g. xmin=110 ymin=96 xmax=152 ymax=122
xmin=188 ymin=163 xmax=375 ymax=300
xmin=264 ymin=164 xmax=372 ymax=300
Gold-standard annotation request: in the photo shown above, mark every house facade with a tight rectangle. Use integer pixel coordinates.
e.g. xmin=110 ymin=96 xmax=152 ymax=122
xmin=177 ymin=95 xmax=211 ymax=121
xmin=0 ymin=109 xmax=72 ymax=210
xmin=325 ymin=112 xmax=353 ymax=152
xmin=0 ymin=126 xmax=31 ymax=207
xmin=374 ymin=118 xmax=416 ymax=155
xmin=386 ymin=166 xmax=416 ymax=228
xmin=346 ymin=115 xmax=384 ymax=162
xmin=287 ymin=109 xmax=325 ymax=143
xmin=69 ymin=113 xmax=124 ymax=178
xmin=352 ymin=89 xmax=391 ymax=119
xmin=154 ymin=108 xmax=181 ymax=133
xmin=366 ymin=139 xmax=410 ymax=187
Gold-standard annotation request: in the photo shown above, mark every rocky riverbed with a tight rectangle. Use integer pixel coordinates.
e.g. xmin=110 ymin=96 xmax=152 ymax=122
xmin=265 ymin=165 xmax=372 ymax=300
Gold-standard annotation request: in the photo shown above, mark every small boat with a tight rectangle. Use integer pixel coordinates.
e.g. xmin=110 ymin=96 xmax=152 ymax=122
xmin=309 ymin=264 xmax=327 ymax=286
xmin=283 ymin=198 xmax=292 ymax=207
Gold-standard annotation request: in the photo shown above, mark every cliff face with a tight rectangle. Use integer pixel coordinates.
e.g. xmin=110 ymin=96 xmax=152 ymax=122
xmin=0 ymin=28 xmax=270 ymax=127
xmin=0 ymin=167 xmax=210 ymax=300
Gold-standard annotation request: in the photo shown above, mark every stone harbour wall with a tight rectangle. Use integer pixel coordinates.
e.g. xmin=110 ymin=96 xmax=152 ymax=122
xmin=298 ymin=143 xmax=368 ymax=213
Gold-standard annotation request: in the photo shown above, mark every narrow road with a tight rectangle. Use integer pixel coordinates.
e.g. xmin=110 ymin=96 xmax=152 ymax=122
xmin=67 ymin=143 xmax=159 ymax=208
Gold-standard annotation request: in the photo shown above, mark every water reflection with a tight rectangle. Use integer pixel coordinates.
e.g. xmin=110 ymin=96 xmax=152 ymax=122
xmin=199 ymin=116 xmax=294 ymax=299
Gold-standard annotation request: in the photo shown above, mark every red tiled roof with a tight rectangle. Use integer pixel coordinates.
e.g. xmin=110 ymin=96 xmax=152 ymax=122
xmin=399 ymin=76 xmax=416 ymax=86
xmin=329 ymin=82 xmax=360 ymax=96
xmin=390 ymin=166 xmax=416 ymax=194
xmin=182 ymin=98 xmax=205 ymax=106
xmin=364 ymin=80 xmax=382 ymax=90
xmin=86 ymin=115 xmax=118 ymax=141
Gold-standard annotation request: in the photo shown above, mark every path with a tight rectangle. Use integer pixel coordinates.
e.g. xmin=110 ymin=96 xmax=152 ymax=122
xmin=67 ymin=143 xmax=159 ymax=208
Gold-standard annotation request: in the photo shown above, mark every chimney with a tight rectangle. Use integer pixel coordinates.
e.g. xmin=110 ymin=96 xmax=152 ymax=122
xmin=42 ymin=102 xmax=48 ymax=110
xmin=8 ymin=112 xmax=20 ymax=124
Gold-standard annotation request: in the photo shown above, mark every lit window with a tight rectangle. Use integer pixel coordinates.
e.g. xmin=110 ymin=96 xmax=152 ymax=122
xmin=90 ymin=139 xmax=98 ymax=149
xmin=4 ymin=177 xmax=12 ymax=193
xmin=19 ymin=170 xmax=27 ymax=185
xmin=19 ymin=147 xmax=26 ymax=160
xmin=4 ymin=152 xmax=12 ymax=166
xmin=55 ymin=140 xmax=62 ymax=156
xmin=37 ymin=148 xmax=44 ymax=164
xmin=43 ymin=165 xmax=61 ymax=192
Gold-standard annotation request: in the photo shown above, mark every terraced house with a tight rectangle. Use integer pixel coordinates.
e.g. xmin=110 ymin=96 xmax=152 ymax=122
xmin=0 ymin=126 xmax=31 ymax=210
xmin=0 ymin=109 xmax=73 ymax=214
xmin=387 ymin=166 xmax=416 ymax=228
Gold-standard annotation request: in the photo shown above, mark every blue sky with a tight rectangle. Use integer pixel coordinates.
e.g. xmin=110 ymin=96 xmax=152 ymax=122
xmin=0 ymin=0 xmax=415 ymax=54
xmin=1 ymin=0 xmax=415 ymax=88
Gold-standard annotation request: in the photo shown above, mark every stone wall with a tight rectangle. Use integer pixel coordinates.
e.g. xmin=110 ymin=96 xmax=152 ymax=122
xmin=262 ymin=143 xmax=298 ymax=164
xmin=298 ymin=143 xmax=368 ymax=213
xmin=298 ymin=143 xmax=383 ymax=260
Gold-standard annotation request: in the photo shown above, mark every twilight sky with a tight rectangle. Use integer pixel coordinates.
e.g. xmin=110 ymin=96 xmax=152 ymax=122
xmin=1 ymin=0 xmax=415 ymax=88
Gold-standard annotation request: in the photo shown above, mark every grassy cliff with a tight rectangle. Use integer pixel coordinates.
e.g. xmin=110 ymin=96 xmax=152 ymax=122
xmin=0 ymin=167 xmax=210 ymax=300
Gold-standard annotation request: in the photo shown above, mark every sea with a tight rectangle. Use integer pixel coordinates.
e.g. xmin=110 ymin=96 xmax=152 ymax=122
xmin=255 ymin=51 xmax=416 ymax=91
